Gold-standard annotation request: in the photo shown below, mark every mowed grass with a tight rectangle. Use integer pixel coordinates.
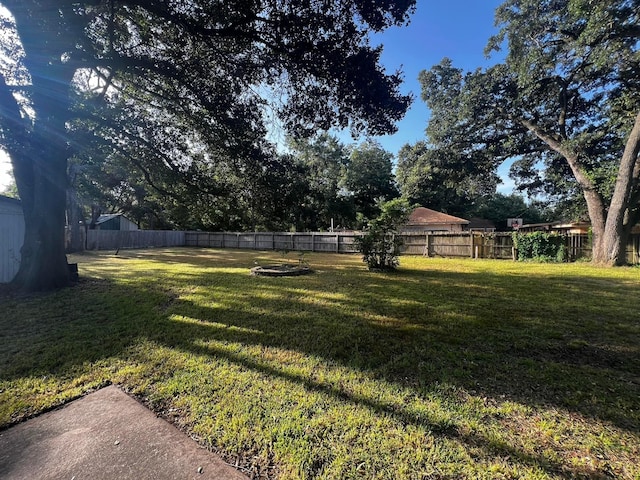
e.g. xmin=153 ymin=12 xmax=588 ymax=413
xmin=1 ymin=248 xmax=639 ymax=479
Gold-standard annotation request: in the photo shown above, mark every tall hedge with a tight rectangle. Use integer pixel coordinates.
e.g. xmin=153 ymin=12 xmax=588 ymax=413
xmin=512 ymin=231 xmax=568 ymax=262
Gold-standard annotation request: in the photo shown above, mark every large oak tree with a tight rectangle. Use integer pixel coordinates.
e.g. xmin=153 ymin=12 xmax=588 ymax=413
xmin=0 ymin=0 xmax=414 ymax=290
xmin=396 ymin=140 xmax=499 ymax=218
xmin=342 ymin=139 xmax=398 ymax=223
xmin=420 ymin=0 xmax=639 ymax=265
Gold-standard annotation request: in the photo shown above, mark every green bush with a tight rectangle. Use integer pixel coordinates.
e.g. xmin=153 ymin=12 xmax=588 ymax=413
xmin=512 ymin=231 xmax=568 ymax=262
xmin=355 ymin=229 xmax=402 ymax=270
xmin=355 ymin=198 xmax=413 ymax=271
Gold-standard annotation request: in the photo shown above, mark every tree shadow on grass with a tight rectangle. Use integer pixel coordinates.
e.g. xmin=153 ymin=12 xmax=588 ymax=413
xmin=154 ymin=264 xmax=640 ymax=422
xmin=1 ymin=257 xmax=639 ymax=477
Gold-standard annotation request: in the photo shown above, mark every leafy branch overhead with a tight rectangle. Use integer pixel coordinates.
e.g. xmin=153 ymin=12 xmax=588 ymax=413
xmin=419 ymin=0 xmax=640 ymax=265
xmin=0 ymin=0 xmax=415 ymax=291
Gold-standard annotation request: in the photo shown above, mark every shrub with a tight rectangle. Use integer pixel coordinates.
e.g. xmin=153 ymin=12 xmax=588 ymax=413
xmin=512 ymin=231 xmax=568 ymax=262
xmin=355 ymin=199 xmax=413 ymax=271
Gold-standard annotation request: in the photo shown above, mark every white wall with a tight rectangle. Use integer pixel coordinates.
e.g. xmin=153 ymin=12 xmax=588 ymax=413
xmin=0 ymin=198 xmax=24 ymax=283
xmin=120 ymin=216 xmax=139 ymax=231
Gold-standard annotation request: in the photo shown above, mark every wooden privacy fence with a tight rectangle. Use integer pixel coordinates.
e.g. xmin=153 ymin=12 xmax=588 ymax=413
xmin=87 ymin=230 xmax=516 ymax=258
xmin=86 ymin=230 xmax=185 ymax=251
xmin=403 ymin=232 xmax=516 ymax=259
xmin=182 ymin=231 xmax=518 ymax=258
xmin=625 ymin=234 xmax=640 ymax=264
xmin=84 ymin=229 xmax=640 ymax=263
xmin=183 ymin=232 xmax=519 ymax=259
xmin=184 ymin=231 xmax=359 ymax=253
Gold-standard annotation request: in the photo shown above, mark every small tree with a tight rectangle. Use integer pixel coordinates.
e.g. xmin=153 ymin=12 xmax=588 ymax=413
xmin=355 ymin=198 xmax=412 ymax=271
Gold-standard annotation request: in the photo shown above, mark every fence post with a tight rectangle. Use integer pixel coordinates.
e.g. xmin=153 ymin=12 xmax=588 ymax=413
xmin=311 ymin=233 xmax=315 ymax=252
xmin=336 ymin=233 xmax=339 ymax=253
xmin=469 ymin=232 xmax=474 ymax=258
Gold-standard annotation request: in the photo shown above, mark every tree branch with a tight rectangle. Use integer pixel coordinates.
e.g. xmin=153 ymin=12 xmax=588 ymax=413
xmin=608 ymin=111 xmax=640 ymax=234
xmin=520 ymin=118 xmax=592 ymax=186
xmin=520 ymin=116 xmax=608 ymax=232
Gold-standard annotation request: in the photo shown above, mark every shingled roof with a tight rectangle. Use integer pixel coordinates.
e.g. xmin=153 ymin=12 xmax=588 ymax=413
xmin=407 ymin=207 xmax=469 ymax=226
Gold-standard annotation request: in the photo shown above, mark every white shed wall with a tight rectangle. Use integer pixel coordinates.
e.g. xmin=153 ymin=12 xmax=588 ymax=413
xmin=0 ymin=199 xmax=25 ymax=283
xmin=120 ymin=216 xmax=138 ymax=231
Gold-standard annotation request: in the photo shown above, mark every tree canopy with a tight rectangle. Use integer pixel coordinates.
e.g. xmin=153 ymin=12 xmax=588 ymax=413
xmin=419 ymin=0 xmax=640 ymax=265
xmin=0 ymin=0 xmax=415 ymax=290
xmin=396 ymin=140 xmax=498 ymax=218
xmin=342 ymin=139 xmax=398 ymax=223
xmin=285 ymin=134 xmax=354 ymax=231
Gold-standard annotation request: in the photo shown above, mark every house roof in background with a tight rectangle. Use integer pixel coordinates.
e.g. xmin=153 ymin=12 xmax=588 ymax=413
xmin=0 ymin=194 xmax=21 ymax=206
xmin=96 ymin=213 xmax=126 ymax=224
xmin=407 ymin=207 xmax=470 ymax=225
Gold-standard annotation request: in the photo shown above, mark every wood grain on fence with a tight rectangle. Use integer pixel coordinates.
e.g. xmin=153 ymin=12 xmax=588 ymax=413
xmin=182 ymin=231 xmax=358 ymax=253
xmin=184 ymin=232 xmax=514 ymax=258
xmin=85 ymin=230 xmax=525 ymax=259
xmin=84 ymin=229 xmax=639 ymax=263
xmin=87 ymin=230 xmax=185 ymax=250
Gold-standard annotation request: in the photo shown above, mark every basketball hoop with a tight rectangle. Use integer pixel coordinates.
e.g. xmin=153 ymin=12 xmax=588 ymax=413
xmin=507 ymin=218 xmax=523 ymax=230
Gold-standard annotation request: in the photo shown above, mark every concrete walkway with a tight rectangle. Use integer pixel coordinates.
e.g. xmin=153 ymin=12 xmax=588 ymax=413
xmin=0 ymin=385 xmax=249 ymax=480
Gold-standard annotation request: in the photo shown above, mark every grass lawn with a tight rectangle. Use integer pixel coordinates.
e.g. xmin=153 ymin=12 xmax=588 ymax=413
xmin=1 ymin=248 xmax=639 ymax=479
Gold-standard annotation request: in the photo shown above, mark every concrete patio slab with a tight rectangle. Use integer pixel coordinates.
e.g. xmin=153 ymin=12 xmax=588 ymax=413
xmin=0 ymin=385 xmax=249 ymax=480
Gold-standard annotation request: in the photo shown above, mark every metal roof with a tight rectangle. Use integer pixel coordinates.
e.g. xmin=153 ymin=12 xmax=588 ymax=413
xmin=96 ymin=213 xmax=126 ymax=224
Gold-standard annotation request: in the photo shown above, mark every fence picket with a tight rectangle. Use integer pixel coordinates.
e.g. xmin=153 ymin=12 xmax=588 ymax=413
xmin=82 ymin=230 xmax=639 ymax=263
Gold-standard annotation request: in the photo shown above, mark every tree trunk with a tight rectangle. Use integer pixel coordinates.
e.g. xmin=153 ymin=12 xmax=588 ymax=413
xmin=2 ymin=2 xmax=81 ymax=291
xmin=584 ymin=189 xmax=608 ymax=265
xmin=11 ymin=133 xmax=71 ymax=290
xmin=595 ymin=111 xmax=640 ymax=266
xmin=595 ymin=223 xmax=628 ymax=266
xmin=66 ymin=193 xmax=85 ymax=253
xmin=0 ymin=78 xmax=69 ymax=290
xmin=519 ymin=117 xmax=638 ymax=266
xmin=67 ymin=164 xmax=86 ymax=253
xmin=5 ymin=96 xmax=73 ymax=291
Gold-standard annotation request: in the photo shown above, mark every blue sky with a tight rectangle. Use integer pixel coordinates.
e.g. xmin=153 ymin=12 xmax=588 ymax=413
xmin=370 ymin=0 xmax=504 ymax=153
xmin=363 ymin=0 xmax=514 ymax=193
xmin=1 ymin=1 xmax=511 ymax=193
xmin=0 ymin=156 xmax=9 ymax=190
